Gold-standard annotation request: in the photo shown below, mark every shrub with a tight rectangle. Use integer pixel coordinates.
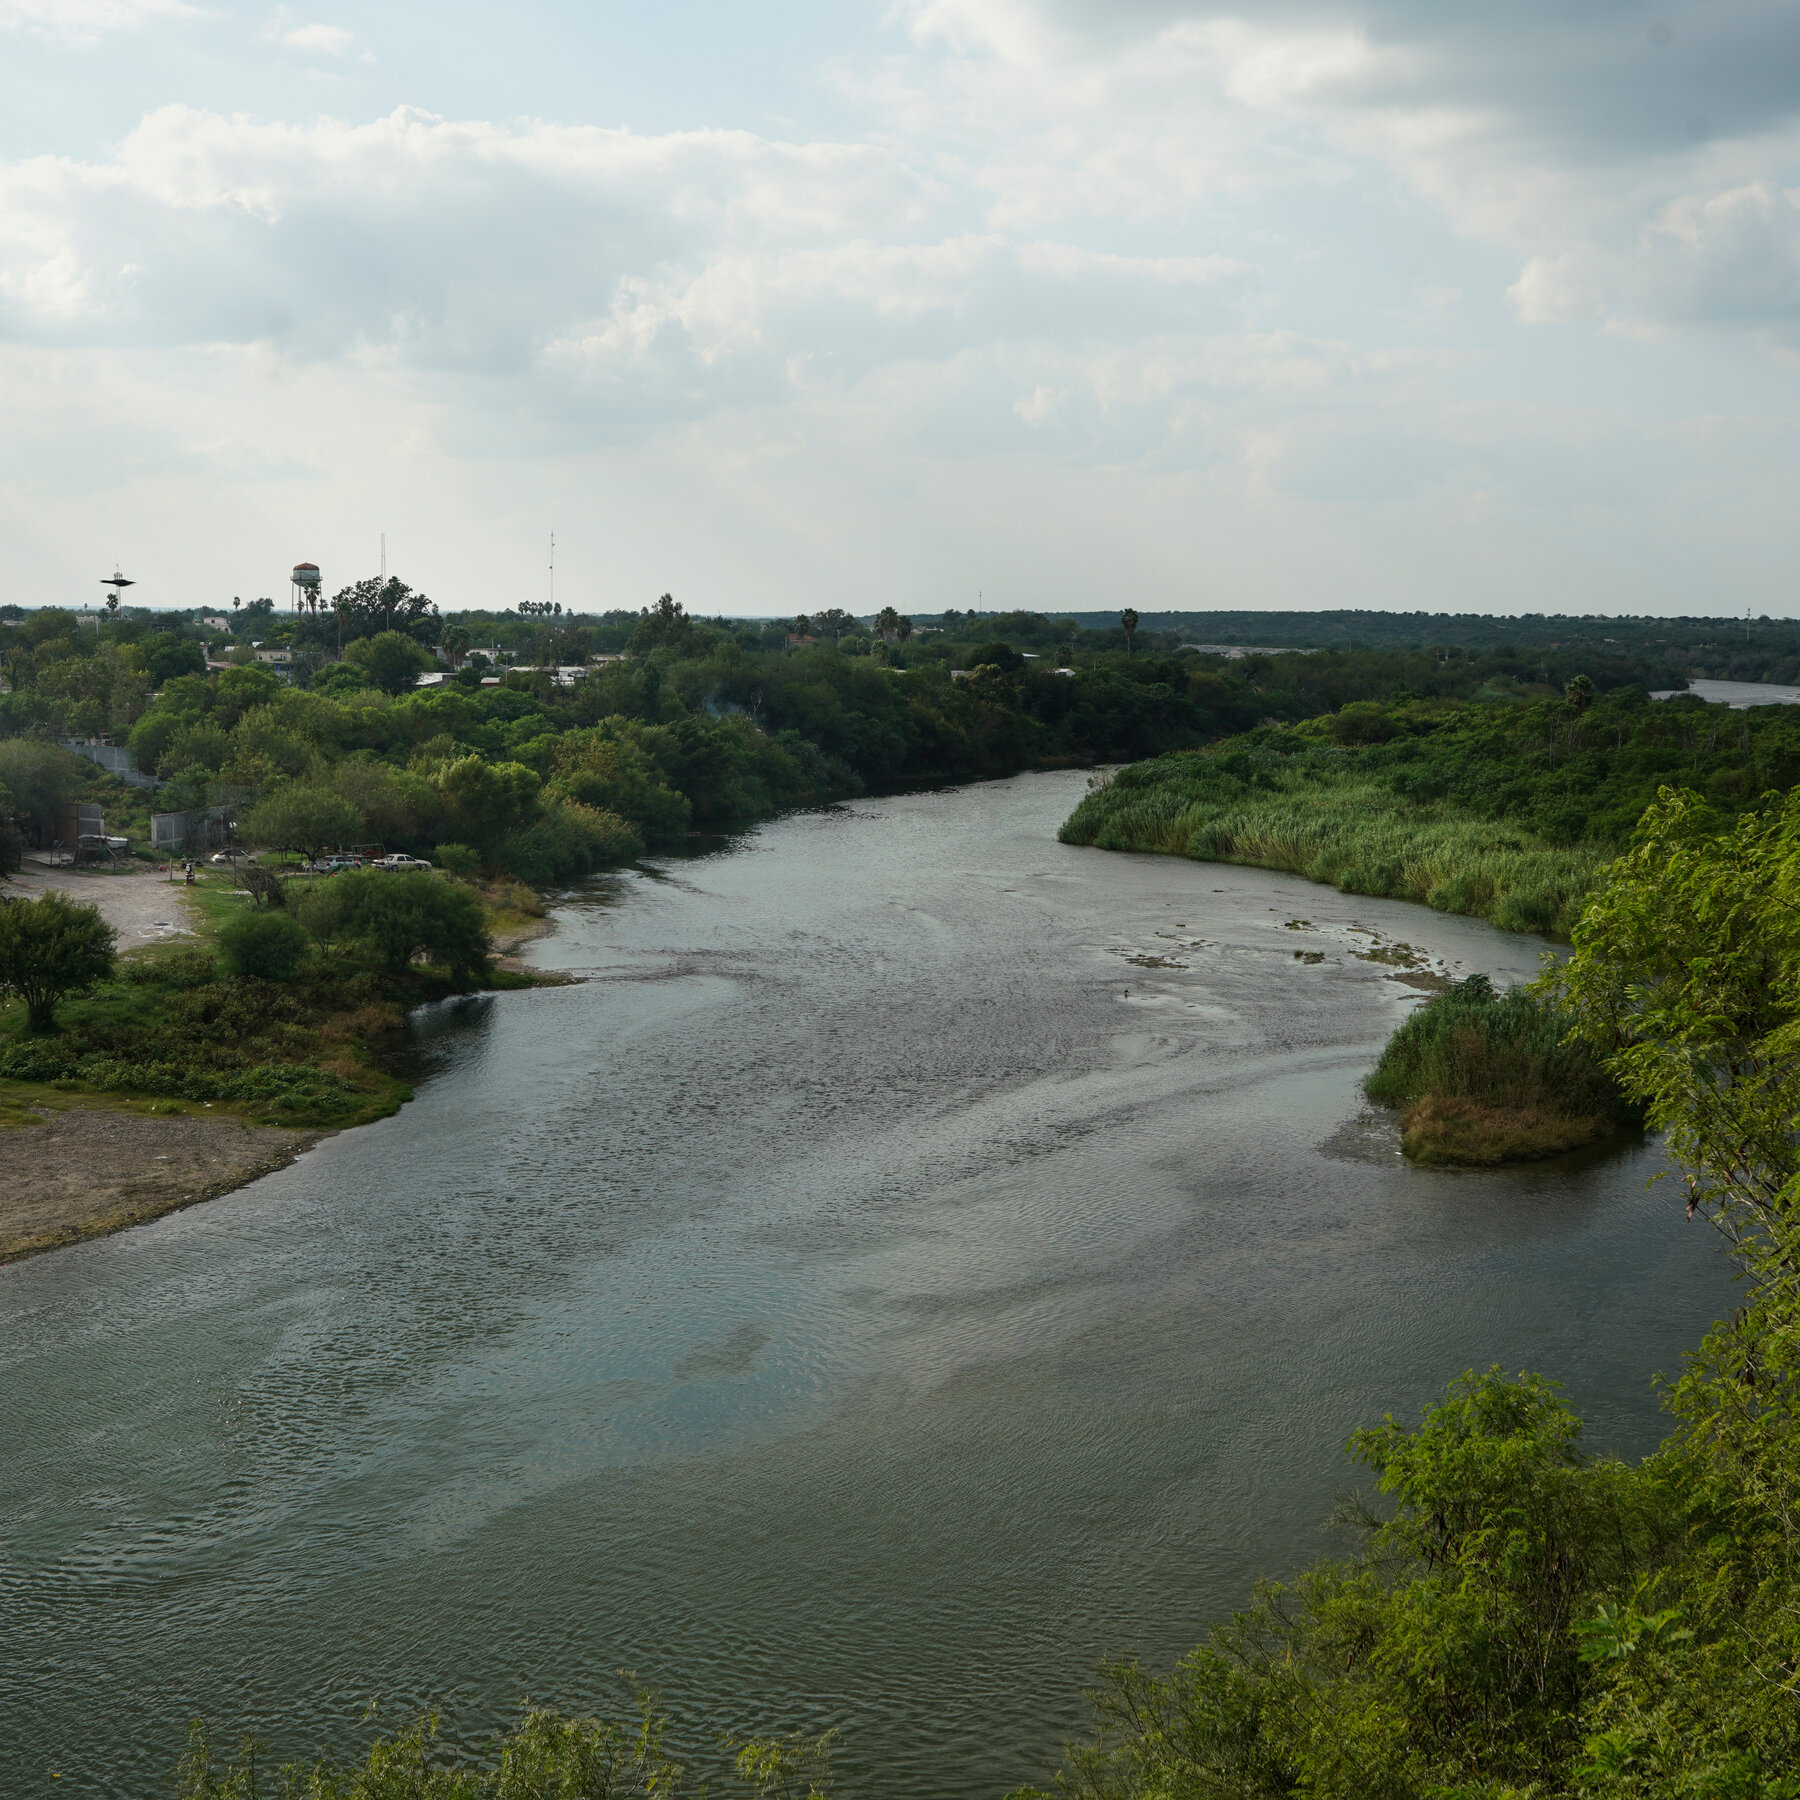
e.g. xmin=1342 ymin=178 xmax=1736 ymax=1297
xmin=123 ymin=946 xmax=217 ymax=988
xmin=333 ymin=870 xmax=491 ymax=981
xmin=0 ymin=891 xmax=117 ymax=1030
xmin=495 ymin=799 xmax=641 ymax=883
xmin=217 ymin=908 xmax=312 ymax=981
xmin=1365 ymin=974 xmax=1637 ymax=1162
xmin=291 ymin=880 xmax=348 ymax=949
xmin=240 ymin=865 xmax=287 ymax=908
xmin=434 ymin=842 xmax=480 ymax=878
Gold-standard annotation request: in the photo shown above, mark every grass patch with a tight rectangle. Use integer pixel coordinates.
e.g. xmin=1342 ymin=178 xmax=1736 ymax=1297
xmin=1365 ymin=974 xmax=1639 ymax=1165
xmin=1399 ymin=1094 xmax=1618 ymax=1165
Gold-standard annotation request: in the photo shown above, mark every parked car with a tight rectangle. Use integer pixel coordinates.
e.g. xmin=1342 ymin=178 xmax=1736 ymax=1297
xmin=209 ymin=849 xmax=255 ymax=865
xmin=310 ymin=855 xmax=363 ymax=873
xmin=373 ymin=854 xmax=433 ymax=871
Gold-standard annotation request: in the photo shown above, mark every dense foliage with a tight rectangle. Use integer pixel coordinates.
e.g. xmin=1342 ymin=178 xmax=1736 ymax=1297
xmin=1025 ymin=786 xmax=1800 ymax=1799
xmin=175 ymin=1700 xmax=838 ymax=1800
xmin=0 ymin=875 xmax=496 ymax=1123
xmin=1061 ymin=684 xmax=1800 ymax=934
xmin=1052 ymin=608 xmax=1800 ymax=684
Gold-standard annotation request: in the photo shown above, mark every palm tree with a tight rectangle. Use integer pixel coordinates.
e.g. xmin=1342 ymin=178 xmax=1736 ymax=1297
xmin=1121 ymin=607 xmax=1139 ymax=655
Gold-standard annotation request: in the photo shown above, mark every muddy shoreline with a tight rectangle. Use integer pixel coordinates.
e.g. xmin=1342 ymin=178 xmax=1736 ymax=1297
xmin=0 ymin=1105 xmax=329 ymax=1264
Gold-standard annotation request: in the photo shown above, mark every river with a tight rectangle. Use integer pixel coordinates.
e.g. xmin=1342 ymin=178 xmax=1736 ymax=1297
xmin=0 ymin=771 xmax=1735 ymax=1798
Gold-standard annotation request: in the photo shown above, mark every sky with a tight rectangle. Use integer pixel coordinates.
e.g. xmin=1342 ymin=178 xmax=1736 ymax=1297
xmin=5 ymin=1 xmax=1800 ymax=619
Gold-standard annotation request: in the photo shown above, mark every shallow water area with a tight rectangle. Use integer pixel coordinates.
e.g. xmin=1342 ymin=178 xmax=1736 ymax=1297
xmin=1652 ymin=677 xmax=1800 ymax=707
xmin=0 ymin=771 xmax=1734 ymax=1799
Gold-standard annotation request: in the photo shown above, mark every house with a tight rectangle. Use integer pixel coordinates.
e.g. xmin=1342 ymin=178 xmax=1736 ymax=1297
xmin=202 ymin=614 xmax=230 ymax=631
xmin=254 ymin=647 xmax=293 ymax=665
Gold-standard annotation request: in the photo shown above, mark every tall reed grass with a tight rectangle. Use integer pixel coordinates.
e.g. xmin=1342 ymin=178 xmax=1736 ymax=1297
xmin=1061 ymin=758 xmax=1605 ymax=936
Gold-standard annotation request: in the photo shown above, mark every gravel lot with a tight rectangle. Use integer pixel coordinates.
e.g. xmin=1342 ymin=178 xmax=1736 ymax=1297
xmin=2 ymin=864 xmax=200 ymax=951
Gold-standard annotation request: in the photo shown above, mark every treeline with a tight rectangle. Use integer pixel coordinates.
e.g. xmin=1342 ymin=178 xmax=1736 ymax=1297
xmin=0 ymin=589 xmax=1717 ymax=886
xmin=1051 ymin=607 xmax=1800 ymax=683
xmin=1062 ymin=683 xmax=1800 ymax=934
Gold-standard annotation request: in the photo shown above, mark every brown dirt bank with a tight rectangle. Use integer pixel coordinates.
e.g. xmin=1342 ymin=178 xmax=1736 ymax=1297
xmin=0 ymin=1105 xmax=326 ymax=1262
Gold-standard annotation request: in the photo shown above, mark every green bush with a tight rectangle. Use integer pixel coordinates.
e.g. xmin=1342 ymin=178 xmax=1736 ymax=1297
xmin=334 ymin=870 xmax=491 ymax=980
xmin=494 ymin=798 xmax=641 ymax=883
xmin=433 ymin=842 xmax=480 ymax=878
xmin=123 ymin=946 xmax=217 ymax=987
xmin=290 ymin=880 xmax=348 ymax=949
xmin=217 ymin=908 xmax=312 ymax=981
xmin=0 ymin=890 xmax=117 ymax=1029
xmin=1364 ymin=974 xmax=1632 ymax=1122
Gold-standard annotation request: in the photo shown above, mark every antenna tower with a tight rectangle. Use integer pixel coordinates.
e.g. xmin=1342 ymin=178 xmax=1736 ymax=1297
xmin=550 ymin=530 xmax=555 ymax=612
xmin=380 ymin=533 xmax=387 ymax=581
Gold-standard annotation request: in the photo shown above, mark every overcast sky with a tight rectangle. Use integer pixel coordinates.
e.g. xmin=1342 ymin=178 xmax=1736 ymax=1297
xmin=5 ymin=0 xmax=1800 ymax=619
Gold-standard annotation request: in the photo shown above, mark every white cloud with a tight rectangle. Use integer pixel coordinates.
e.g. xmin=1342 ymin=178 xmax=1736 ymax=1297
xmin=281 ymin=22 xmax=356 ymax=57
xmin=0 ymin=0 xmax=196 ymax=45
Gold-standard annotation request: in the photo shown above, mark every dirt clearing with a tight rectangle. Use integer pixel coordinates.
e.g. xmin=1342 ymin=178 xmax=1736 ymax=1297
xmin=0 ymin=1107 xmax=325 ymax=1262
xmin=3 ymin=865 xmax=199 ymax=952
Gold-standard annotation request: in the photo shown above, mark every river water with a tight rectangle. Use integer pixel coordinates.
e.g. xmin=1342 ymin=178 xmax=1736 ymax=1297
xmin=1 ymin=771 xmax=1735 ymax=1799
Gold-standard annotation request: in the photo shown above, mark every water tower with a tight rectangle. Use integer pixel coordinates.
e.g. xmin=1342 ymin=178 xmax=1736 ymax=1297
xmin=291 ymin=562 xmax=321 ymax=615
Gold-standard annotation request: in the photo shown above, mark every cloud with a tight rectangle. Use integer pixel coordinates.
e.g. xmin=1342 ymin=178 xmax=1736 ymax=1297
xmin=281 ymin=22 xmax=356 ymax=57
xmin=0 ymin=103 xmax=1254 ymax=447
xmin=887 ymin=0 xmax=1800 ymax=338
xmin=6 ymin=0 xmax=1800 ymax=617
xmin=0 ymin=0 xmax=197 ymax=45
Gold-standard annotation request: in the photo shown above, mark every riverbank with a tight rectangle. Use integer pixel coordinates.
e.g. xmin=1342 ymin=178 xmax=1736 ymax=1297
xmin=1059 ymin=687 xmax=1800 ymax=937
xmin=0 ymin=1095 xmax=326 ymax=1262
xmin=0 ymin=863 xmax=566 ymax=1258
xmin=1061 ymin=759 xmax=1601 ymax=935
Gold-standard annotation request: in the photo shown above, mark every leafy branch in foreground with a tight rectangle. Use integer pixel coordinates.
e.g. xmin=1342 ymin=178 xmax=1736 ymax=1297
xmin=175 ymin=1691 xmax=843 ymax=1800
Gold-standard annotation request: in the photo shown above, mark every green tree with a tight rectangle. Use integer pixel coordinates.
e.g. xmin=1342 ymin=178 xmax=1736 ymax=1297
xmin=239 ymin=787 xmax=367 ymax=864
xmin=143 ymin=632 xmax=206 ymax=685
xmin=344 ymin=629 xmax=432 ymax=695
xmin=217 ymin=908 xmax=312 ymax=981
xmin=627 ymin=592 xmax=694 ymax=656
xmin=0 ymin=891 xmax=117 ymax=1030
xmin=333 ymin=870 xmax=491 ymax=981
xmin=432 ymin=755 xmax=541 ymax=850
xmin=1549 ymin=784 xmax=1800 ymax=1263
xmin=0 ymin=780 xmax=21 ymax=874
xmin=0 ymin=738 xmax=85 ymax=820
xmin=1564 ymin=672 xmax=1596 ymax=712
xmin=1120 ymin=606 xmax=1139 ymax=655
